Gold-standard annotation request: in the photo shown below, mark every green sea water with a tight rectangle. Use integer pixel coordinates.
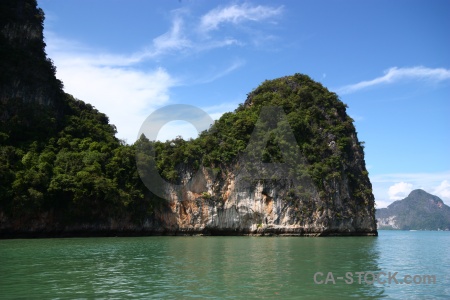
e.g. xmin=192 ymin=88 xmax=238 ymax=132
xmin=0 ymin=231 xmax=449 ymax=299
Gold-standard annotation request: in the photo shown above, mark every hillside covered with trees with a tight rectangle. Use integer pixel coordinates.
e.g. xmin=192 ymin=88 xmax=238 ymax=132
xmin=0 ymin=0 xmax=376 ymax=236
xmin=0 ymin=0 xmax=158 ymax=233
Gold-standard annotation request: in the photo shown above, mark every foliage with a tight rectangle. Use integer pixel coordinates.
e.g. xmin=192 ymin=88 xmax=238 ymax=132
xmin=0 ymin=93 xmax=160 ymax=224
xmin=148 ymin=74 xmax=372 ymax=207
xmin=0 ymin=0 xmax=375 ymax=228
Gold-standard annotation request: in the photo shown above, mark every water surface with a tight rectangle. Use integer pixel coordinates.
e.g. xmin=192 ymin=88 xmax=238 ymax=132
xmin=1 ymin=231 xmax=449 ymax=299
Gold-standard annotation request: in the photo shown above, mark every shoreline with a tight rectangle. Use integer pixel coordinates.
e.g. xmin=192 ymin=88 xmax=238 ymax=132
xmin=0 ymin=229 xmax=378 ymax=239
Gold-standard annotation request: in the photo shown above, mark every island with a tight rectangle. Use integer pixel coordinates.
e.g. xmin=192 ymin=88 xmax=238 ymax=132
xmin=0 ymin=0 xmax=377 ymax=237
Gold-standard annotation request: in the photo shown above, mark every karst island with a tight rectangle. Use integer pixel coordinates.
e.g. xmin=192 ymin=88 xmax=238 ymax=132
xmin=0 ymin=0 xmax=377 ymax=237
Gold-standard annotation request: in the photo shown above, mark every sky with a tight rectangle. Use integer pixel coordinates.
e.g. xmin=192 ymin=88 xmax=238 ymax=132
xmin=37 ymin=0 xmax=450 ymax=208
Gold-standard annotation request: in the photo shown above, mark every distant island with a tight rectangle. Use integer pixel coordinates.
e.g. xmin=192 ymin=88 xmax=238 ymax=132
xmin=376 ymin=189 xmax=450 ymax=231
xmin=0 ymin=0 xmax=376 ymax=237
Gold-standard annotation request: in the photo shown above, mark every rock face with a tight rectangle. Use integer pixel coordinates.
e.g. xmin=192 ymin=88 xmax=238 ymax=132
xmin=0 ymin=0 xmax=377 ymax=237
xmin=0 ymin=0 xmax=65 ymax=145
xmin=376 ymin=189 xmax=450 ymax=230
xmin=149 ymin=167 xmax=377 ymax=236
xmin=135 ymin=75 xmax=378 ymax=236
xmin=0 ymin=0 xmax=64 ymax=106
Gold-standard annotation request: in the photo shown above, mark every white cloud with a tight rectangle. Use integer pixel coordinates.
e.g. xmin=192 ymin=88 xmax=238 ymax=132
xmin=200 ymin=3 xmax=283 ymax=32
xmin=150 ymin=15 xmax=192 ymax=57
xmin=433 ymin=180 xmax=450 ymax=201
xmin=375 ymin=199 xmax=392 ymax=209
xmin=52 ymin=54 xmax=174 ymax=143
xmin=371 ymin=171 xmax=450 ymax=207
xmin=337 ymin=66 xmax=450 ymax=94
xmin=388 ymin=182 xmax=414 ymax=200
xmin=44 ymin=14 xmax=236 ymax=143
xmin=46 ymin=11 xmax=239 ymax=69
xmin=81 ymin=13 xmax=192 ymax=65
xmin=43 ymin=3 xmax=284 ymax=143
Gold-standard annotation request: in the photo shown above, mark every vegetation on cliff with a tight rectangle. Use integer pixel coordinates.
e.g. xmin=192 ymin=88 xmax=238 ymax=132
xmin=150 ymin=75 xmax=372 ymax=198
xmin=0 ymin=0 xmax=375 ymax=234
xmin=0 ymin=0 xmax=158 ymax=227
xmin=376 ymin=189 xmax=450 ymax=230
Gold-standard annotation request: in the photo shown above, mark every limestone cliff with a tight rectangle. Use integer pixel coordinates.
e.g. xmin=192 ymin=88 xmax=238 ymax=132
xmin=0 ymin=0 xmax=63 ymax=106
xmin=0 ymin=0 xmax=377 ymax=237
xmin=135 ymin=75 xmax=378 ymax=236
xmin=0 ymin=0 xmax=65 ymax=145
xmin=148 ymin=167 xmax=376 ymax=236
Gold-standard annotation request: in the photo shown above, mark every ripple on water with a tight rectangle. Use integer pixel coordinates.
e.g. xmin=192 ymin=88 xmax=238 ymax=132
xmin=0 ymin=232 xmax=449 ymax=299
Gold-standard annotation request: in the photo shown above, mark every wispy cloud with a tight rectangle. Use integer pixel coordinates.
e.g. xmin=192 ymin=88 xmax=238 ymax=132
xmin=46 ymin=3 xmax=283 ymax=67
xmin=149 ymin=15 xmax=192 ymax=57
xmin=337 ymin=66 xmax=450 ymax=94
xmin=50 ymin=50 xmax=175 ymax=143
xmin=44 ymin=14 xmax=235 ymax=143
xmin=44 ymin=3 xmax=284 ymax=143
xmin=48 ymin=14 xmax=193 ymax=67
xmin=200 ymin=3 xmax=283 ymax=32
xmin=46 ymin=12 xmax=239 ymax=68
xmin=192 ymin=59 xmax=246 ymax=84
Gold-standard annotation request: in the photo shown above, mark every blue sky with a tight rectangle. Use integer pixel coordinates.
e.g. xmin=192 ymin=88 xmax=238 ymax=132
xmin=37 ymin=0 xmax=450 ymax=207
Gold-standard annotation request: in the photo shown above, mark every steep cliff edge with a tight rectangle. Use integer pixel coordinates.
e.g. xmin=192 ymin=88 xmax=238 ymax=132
xmin=0 ymin=0 xmax=66 ymax=145
xmin=136 ymin=75 xmax=377 ymax=236
xmin=0 ymin=0 xmax=376 ymax=237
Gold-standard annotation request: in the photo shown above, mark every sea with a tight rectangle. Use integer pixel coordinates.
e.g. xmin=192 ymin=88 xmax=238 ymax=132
xmin=0 ymin=230 xmax=449 ymax=299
